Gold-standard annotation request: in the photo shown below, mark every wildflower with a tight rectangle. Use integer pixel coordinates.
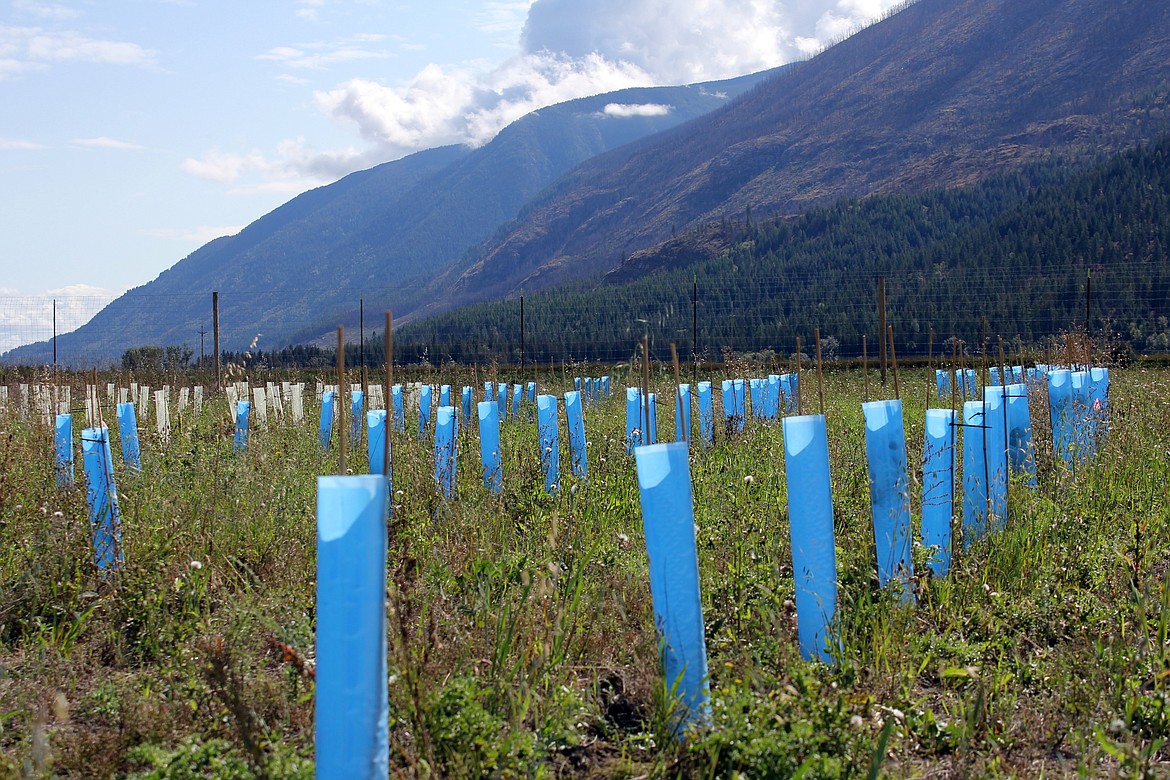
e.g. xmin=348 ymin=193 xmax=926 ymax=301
xmin=743 ymin=475 xmax=754 ymax=485
xmin=189 ymin=560 xmax=203 ymax=570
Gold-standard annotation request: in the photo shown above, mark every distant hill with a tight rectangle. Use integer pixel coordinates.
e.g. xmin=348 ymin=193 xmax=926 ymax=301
xmin=423 ymin=0 xmax=1170 ymax=317
xmin=5 ymin=71 xmax=771 ymax=365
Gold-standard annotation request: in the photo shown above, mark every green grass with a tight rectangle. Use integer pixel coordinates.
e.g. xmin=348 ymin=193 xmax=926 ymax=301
xmin=1 ymin=365 xmax=1168 ymax=777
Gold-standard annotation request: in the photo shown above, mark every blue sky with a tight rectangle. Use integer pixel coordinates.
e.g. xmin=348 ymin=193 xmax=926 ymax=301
xmin=0 ymin=0 xmax=898 ymax=351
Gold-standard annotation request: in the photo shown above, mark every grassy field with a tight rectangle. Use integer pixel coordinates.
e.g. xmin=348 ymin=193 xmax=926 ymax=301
xmin=1 ymin=364 xmax=1169 ymax=778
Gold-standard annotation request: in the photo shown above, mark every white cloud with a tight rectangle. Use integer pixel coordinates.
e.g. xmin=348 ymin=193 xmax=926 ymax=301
xmin=72 ymin=136 xmax=144 ymax=150
xmin=295 ymin=0 xmax=328 ymax=22
xmin=181 ymin=138 xmax=369 ymax=191
xmin=317 ymin=63 xmax=478 ymax=149
xmin=317 ymin=0 xmax=906 ymax=152
xmin=319 ymin=51 xmax=653 ymax=154
xmin=12 ymin=1 xmax=82 ymax=21
xmin=0 ymin=58 xmax=46 ymax=77
xmin=180 ymin=148 xmax=267 ymax=183
xmin=185 ymin=48 xmax=652 ymax=191
xmin=45 ymin=283 xmax=118 ymax=298
xmin=256 ymin=36 xmax=391 ymax=69
xmin=276 ymin=72 xmax=311 ymax=86
xmin=184 ymin=0 xmax=904 ymax=193
xmin=521 ymin=0 xmax=903 ymax=83
xmin=27 ymin=31 xmax=154 ymax=65
xmin=602 ymin=102 xmax=672 ymax=118
xmin=0 ymin=24 xmax=157 ymax=76
xmin=322 ymin=0 xmax=903 ymax=154
xmin=0 ymin=284 xmax=121 ymax=355
xmin=262 ymin=46 xmax=387 ymax=69
xmin=476 ymin=1 xmax=537 ymax=37
xmin=0 ymin=136 xmax=47 ymax=150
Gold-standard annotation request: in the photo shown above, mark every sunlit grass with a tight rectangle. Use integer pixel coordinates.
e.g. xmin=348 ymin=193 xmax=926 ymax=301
xmin=0 ymin=365 xmax=1168 ymax=777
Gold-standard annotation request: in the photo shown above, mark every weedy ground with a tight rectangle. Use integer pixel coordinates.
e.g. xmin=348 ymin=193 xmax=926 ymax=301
xmin=1 ymin=365 xmax=1169 ymax=778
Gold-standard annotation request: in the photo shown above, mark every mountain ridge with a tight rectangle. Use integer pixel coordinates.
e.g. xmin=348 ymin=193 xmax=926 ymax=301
xmin=5 ymin=72 xmax=771 ymax=365
xmin=423 ymin=0 xmax=1170 ymax=318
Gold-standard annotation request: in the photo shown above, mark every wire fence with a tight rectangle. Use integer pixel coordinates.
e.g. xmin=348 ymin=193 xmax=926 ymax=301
xmin=2 ymin=257 xmax=1168 ymax=370
xmin=0 ymin=295 xmax=114 ymax=358
xmin=389 ymin=259 xmax=1170 ymax=365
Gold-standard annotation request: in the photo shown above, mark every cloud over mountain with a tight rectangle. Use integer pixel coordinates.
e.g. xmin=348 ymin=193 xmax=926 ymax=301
xmin=184 ymin=0 xmax=901 ymax=189
xmin=602 ymin=102 xmax=672 ymax=118
xmin=326 ymin=0 xmax=904 ymax=158
xmin=318 ymin=52 xmax=653 ymax=153
xmin=522 ymin=0 xmax=902 ymax=80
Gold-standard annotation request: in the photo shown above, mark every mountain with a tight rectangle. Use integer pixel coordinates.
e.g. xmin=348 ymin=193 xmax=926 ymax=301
xmin=421 ymin=0 xmax=1170 ymax=317
xmin=13 ymin=0 xmax=1170 ymax=367
xmin=390 ymin=134 xmax=1170 ymax=364
xmin=4 ymin=71 xmax=771 ymax=366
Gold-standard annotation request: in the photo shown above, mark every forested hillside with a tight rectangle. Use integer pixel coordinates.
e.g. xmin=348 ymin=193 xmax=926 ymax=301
xmin=387 ymin=136 xmax=1170 ymax=364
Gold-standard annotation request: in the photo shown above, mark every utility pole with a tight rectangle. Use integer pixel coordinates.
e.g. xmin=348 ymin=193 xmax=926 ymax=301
xmin=212 ymin=291 xmax=221 ymax=391
xmin=878 ymin=276 xmax=887 ymax=384
xmin=360 ymin=297 xmax=367 ymax=401
xmin=1085 ymin=270 xmax=1092 ymax=328
xmin=981 ymin=316 xmax=988 ymax=387
xmin=692 ymin=277 xmax=698 ymax=387
xmin=52 ymin=299 xmax=57 ymax=417
xmin=199 ymin=326 xmax=207 ymax=368
xmin=1085 ymin=270 xmax=1092 ymax=359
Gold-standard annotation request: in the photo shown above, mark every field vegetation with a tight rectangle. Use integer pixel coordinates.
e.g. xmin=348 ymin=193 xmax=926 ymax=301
xmin=1 ymin=363 xmax=1169 ymax=778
